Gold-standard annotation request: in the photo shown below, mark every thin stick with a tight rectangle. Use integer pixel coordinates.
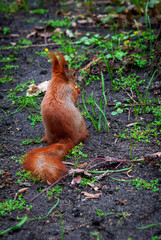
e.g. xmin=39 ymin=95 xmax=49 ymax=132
xmin=28 ymin=173 xmax=69 ymax=203
xmin=95 ymin=162 xmax=123 ymax=180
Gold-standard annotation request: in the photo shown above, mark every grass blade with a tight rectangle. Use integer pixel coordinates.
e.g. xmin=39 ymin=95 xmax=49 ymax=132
xmin=94 ymin=100 xmax=109 ymax=132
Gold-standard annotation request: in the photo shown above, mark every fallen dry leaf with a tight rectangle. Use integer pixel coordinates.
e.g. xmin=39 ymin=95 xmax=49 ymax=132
xmin=82 ymin=191 xmax=102 ymax=199
xmin=78 ymin=162 xmax=88 ymax=169
xmin=27 ymin=80 xmax=49 ymax=96
xmin=66 ymin=29 xmax=74 ymax=38
xmin=71 ymin=21 xmax=77 ymax=27
xmin=17 ymin=187 xmax=28 ymax=194
xmin=87 ymin=182 xmax=99 ymax=191
xmin=75 ymin=30 xmax=82 ymax=36
xmin=144 ymin=152 xmax=161 ymax=166
xmin=116 ymin=198 xmax=127 ymax=205
xmin=71 ymin=176 xmax=82 ymax=185
xmin=27 ymin=25 xmax=54 ymax=39
xmin=14 ymin=187 xmax=28 ymax=200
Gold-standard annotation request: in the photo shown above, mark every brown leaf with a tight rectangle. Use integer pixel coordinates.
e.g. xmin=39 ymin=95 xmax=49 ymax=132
xmin=82 ymin=191 xmax=102 ymax=199
xmin=78 ymin=162 xmax=88 ymax=169
xmin=17 ymin=187 xmax=28 ymax=194
xmin=116 ymin=198 xmax=127 ymax=205
xmin=14 ymin=187 xmax=28 ymax=200
xmin=71 ymin=22 xmax=77 ymax=27
xmin=71 ymin=176 xmax=82 ymax=185
xmin=87 ymin=182 xmax=99 ymax=191
xmin=27 ymin=80 xmax=49 ymax=96
xmin=144 ymin=152 xmax=161 ymax=166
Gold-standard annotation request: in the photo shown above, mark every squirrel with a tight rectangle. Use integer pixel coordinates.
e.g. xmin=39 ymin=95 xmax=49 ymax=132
xmin=23 ymin=52 xmax=88 ymax=184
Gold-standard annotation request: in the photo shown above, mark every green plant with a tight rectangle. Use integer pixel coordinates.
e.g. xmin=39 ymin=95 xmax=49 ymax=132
xmin=152 ymin=235 xmax=161 ymax=240
xmin=10 ymin=155 xmax=23 ymax=164
xmin=16 ymin=170 xmax=42 ymax=183
xmin=77 ymin=33 xmax=102 ymax=46
xmin=111 ymin=100 xmax=124 ymax=116
xmin=31 ymin=8 xmax=48 ymax=14
xmin=101 ymin=54 xmax=113 ymax=82
xmin=55 ymin=37 xmax=77 ymax=56
xmin=133 ymin=54 xmax=148 ymax=68
xmin=133 ymin=70 xmax=157 ymax=113
xmin=1 ymin=44 xmax=21 ymax=54
xmin=81 ymin=72 xmax=100 ymax=86
xmin=3 ymin=27 xmax=10 ymax=35
xmin=90 ymin=232 xmax=102 ymax=240
xmin=0 ymin=194 xmax=32 ymax=216
xmin=132 ymin=178 xmax=159 ymax=192
xmin=79 ymin=88 xmax=109 ymax=132
xmin=45 ymin=18 xmax=70 ymax=28
xmin=35 ymin=49 xmax=49 ymax=57
xmin=39 ymin=185 xmax=62 ymax=201
xmin=112 ymin=73 xmax=145 ymax=92
xmin=18 ymin=39 xmax=32 ymax=45
xmin=0 ymin=0 xmax=28 ymax=13
xmin=21 ymin=138 xmax=41 ymax=145
xmin=120 ymin=123 xmax=160 ymax=144
xmin=6 ymin=81 xmax=42 ymax=115
xmin=0 ymin=75 xmax=13 ymax=83
xmin=0 ymin=199 xmax=60 ymax=236
xmin=97 ymin=209 xmax=129 ymax=226
xmin=1 ymin=55 xmax=18 ymax=62
xmin=66 ymin=143 xmax=87 ymax=169
xmin=27 ymin=114 xmax=42 ymax=126
xmin=1 ymin=64 xmax=19 ymax=71
xmin=137 ymin=222 xmax=161 ymax=230
xmin=79 ymin=176 xmax=97 ymax=186
xmin=9 ymin=96 xmax=40 ymax=115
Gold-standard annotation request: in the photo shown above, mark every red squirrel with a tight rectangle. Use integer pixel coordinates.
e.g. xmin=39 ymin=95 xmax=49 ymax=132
xmin=23 ymin=52 xmax=88 ymax=183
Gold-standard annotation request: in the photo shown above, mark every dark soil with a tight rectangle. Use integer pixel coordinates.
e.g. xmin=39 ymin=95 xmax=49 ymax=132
xmin=0 ymin=1 xmax=161 ymax=240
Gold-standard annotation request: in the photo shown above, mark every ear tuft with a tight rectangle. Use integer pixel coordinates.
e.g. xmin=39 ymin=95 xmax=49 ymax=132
xmin=48 ymin=51 xmax=60 ymax=72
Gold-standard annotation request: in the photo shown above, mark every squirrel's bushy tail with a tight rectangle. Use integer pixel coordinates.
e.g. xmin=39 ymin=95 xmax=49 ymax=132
xmin=23 ymin=141 xmax=73 ymax=183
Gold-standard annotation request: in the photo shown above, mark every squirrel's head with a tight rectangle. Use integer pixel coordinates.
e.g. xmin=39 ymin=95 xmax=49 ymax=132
xmin=48 ymin=51 xmax=76 ymax=83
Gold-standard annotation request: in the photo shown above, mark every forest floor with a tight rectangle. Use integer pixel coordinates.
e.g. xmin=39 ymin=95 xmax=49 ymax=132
xmin=0 ymin=1 xmax=161 ymax=240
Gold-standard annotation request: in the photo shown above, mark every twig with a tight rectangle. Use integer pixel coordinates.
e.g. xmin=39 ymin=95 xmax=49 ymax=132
xmin=78 ymin=57 xmax=102 ymax=73
xmin=2 ymin=40 xmax=78 ymax=49
xmin=28 ymin=173 xmax=69 ymax=203
xmin=123 ymin=87 xmax=138 ymax=104
xmin=95 ymin=161 xmax=124 ymax=180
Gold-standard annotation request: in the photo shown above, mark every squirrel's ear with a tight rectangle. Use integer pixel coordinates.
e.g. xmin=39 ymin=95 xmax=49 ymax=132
xmin=63 ymin=62 xmax=70 ymax=79
xmin=55 ymin=52 xmax=70 ymax=80
xmin=63 ymin=62 xmax=69 ymax=71
xmin=48 ymin=52 xmax=60 ymax=72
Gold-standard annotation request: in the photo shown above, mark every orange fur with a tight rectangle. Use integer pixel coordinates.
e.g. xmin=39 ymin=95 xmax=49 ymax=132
xmin=23 ymin=52 xmax=88 ymax=183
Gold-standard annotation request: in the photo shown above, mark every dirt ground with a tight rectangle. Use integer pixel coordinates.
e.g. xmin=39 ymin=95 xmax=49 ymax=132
xmin=0 ymin=1 xmax=161 ymax=239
